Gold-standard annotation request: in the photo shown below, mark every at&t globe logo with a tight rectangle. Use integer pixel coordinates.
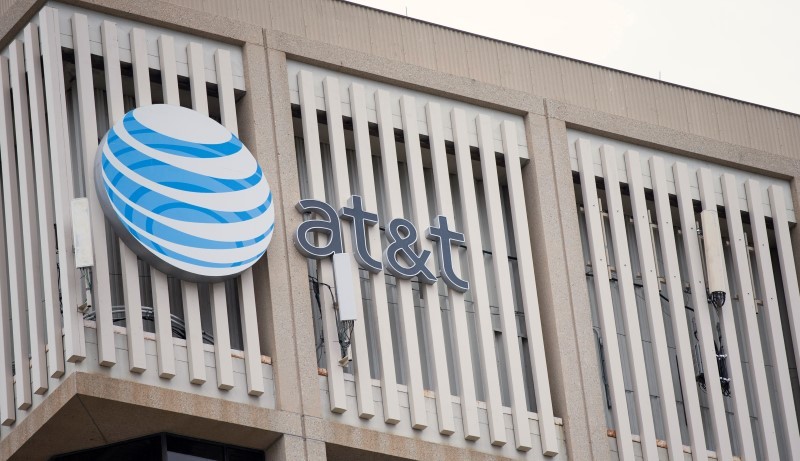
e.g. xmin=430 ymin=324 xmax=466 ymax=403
xmin=95 ymin=104 xmax=274 ymax=282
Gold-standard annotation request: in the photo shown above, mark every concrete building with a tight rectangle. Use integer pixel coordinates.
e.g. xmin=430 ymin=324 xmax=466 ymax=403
xmin=0 ymin=0 xmax=798 ymax=459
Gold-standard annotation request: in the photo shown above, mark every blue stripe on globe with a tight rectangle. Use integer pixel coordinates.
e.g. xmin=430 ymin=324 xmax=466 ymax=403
xmin=94 ymin=104 xmax=274 ymax=282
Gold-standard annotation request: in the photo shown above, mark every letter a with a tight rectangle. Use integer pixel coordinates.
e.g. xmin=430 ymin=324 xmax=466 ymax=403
xmin=294 ymin=199 xmax=343 ymax=259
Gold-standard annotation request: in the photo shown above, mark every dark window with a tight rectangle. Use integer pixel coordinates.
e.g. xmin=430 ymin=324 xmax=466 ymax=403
xmin=51 ymin=433 xmax=263 ymax=461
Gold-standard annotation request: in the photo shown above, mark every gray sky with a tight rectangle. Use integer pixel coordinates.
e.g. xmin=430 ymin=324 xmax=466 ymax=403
xmin=348 ymin=0 xmax=800 ymax=114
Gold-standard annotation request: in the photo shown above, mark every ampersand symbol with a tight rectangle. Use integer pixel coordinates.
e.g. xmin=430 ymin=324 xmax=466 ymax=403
xmin=383 ymin=218 xmax=436 ymax=284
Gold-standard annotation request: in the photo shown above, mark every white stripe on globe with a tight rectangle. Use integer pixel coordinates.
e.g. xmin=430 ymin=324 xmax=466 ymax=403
xmin=101 ymin=142 xmax=270 ymax=213
xmin=146 ymin=248 xmax=267 ymax=279
xmin=100 ymin=169 xmax=273 ymax=242
xmin=133 ymin=103 xmax=232 ymax=144
xmin=113 ymin=122 xmax=259 ymax=180
xmin=108 ymin=210 xmax=268 ymax=264
xmin=94 ymin=104 xmax=274 ymax=282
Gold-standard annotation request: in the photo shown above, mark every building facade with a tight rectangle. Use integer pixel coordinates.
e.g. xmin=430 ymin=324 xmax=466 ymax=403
xmin=0 ymin=0 xmax=798 ymax=460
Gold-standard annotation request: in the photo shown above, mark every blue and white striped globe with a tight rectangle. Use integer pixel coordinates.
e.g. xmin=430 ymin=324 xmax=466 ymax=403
xmin=95 ymin=104 xmax=274 ymax=282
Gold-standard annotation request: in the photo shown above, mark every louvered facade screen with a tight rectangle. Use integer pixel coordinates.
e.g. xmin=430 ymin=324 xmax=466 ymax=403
xmin=2 ymin=2 xmax=800 ymax=461
xmin=573 ymin=134 xmax=800 ymax=461
xmin=289 ymin=62 xmax=563 ymax=458
xmin=0 ymin=4 xmax=274 ymax=437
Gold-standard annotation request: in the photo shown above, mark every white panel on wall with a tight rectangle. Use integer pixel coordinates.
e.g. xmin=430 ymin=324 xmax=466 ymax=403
xmin=297 ymin=70 xmax=349 ymax=413
xmin=672 ymin=162 xmax=731 ymax=459
xmin=477 ymin=114 xmax=532 ymax=452
xmin=576 ymin=141 xmax=636 ymax=461
xmin=718 ymin=173 xmax=781 ymax=460
xmin=26 ymin=20 xmax=66 ymax=377
xmin=399 ymin=95 xmax=455 ymax=436
xmin=598 ymin=147 xmax=659 ymax=461
xmin=425 ymin=102 xmax=481 ymax=441
xmin=324 ymin=77 xmax=374 ymax=418
xmin=694 ymin=168 xmax=756 ymax=459
xmin=744 ymin=180 xmax=800 ymax=460
xmin=0 ymin=162 xmax=14 ymax=425
xmin=349 ymin=82 xmax=402 ymax=424
xmin=769 ymin=187 xmax=800 ymax=403
xmin=39 ymin=6 xmax=86 ymax=365
xmin=621 ymin=150 xmax=686 ymax=461
xmin=102 ymin=18 xmax=148 ymax=375
xmin=72 ymin=11 xmax=117 ymax=368
xmin=651 ymin=157 xmax=720 ymax=460
xmin=0 ymin=51 xmax=34 ymax=411
xmin=9 ymin=39 xmax=49 ymax=396
xmin=375 ymin=89 xmax=429 ymax=430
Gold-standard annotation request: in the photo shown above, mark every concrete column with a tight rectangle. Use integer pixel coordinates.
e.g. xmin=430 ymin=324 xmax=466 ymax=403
xmin=522 ymin=112 xmax=610 ymax=460
xmin=255 ymin=42 xmax=324 ymax=419
xmin=237 ymin=41 xmax=321 ymax=417
xmin=790 ymin=178 xmax=800 ymax=324
xmin=266 ymin=434 xmax=327 ymax=461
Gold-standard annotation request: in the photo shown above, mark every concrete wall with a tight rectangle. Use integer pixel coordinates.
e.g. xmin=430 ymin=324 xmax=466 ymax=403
xmin=139 ymin=0 xmax=800 ymax=159
xmin=0 ymin=1 xmax=798 ymax=460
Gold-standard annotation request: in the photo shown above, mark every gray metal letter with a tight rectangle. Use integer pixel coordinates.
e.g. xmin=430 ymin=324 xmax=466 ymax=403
xmin=383 ymin=218 xmax=436 ymax=284
xmin=426 ymin=215 xmax=469 ymax=292
xmin=339 ymin=194 xmax=382 ymax=273
xmin=294 ymin=199 xmax=343 ymax=258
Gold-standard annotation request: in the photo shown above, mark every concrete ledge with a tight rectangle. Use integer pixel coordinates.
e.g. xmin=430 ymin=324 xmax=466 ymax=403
xmin=1 ymin=0 xmax=264 ymax=50
xmin=266 ymin=29 xmax=545 ymax=118
xmin=0 ymin=368 xmax=79 ymax=461
xmin=2 ymin=372 xmax=302 ymax=461
xmin=264 ymin=26 xmax=800 ymax=184
xmin=0 ymin=0 xmax=44 ymax=50
xmin=303 ymin=416 xmax=529 ymax=461
xmin=65 ymin=0 xmax=263 ymax=45
xmin=546 ymin=98 xmax=800 ymax=180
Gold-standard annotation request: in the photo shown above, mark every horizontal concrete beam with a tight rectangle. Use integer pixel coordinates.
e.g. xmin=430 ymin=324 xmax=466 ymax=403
xmin=2 ymin=372 xmax=303 ymax=460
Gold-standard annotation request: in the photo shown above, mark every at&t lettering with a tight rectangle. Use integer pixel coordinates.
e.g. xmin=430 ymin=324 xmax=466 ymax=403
xmin=294 ymin=195 xmax=469 ymax=293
